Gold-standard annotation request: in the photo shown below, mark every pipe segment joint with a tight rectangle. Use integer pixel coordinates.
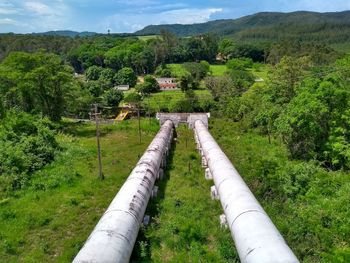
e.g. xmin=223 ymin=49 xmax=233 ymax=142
xmin=205 ymin=168 xmax=213 ymax=180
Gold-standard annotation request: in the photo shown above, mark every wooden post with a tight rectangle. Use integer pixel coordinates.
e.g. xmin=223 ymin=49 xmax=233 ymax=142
xmin=138 ymin=104 xmax=141 ymax=144
xmin=93 ymin=104 xmax=104 ymax=180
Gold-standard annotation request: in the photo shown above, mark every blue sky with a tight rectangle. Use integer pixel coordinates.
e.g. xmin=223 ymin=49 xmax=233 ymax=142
xmin=1 ymin=0 xmax=350 ymax=33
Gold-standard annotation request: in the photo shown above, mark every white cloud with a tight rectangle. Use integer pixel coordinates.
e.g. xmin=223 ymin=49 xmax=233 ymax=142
xmin=0 ymin=18 xmax=17 ymax=25
xmin=0 ymin=7 xmax=18 ymax=14
xmin=160 ymin=8 xmax=223 ymax=24
xmin=24 ymin=2 xmax=53 ymax=15
xmin=0 ymin=2 xmax=19 ymax=15
xmin=103 ymin=7 xmax=223 ymax=32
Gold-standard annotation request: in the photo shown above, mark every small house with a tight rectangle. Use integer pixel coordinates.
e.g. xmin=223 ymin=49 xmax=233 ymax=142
xmin=156 ymin=78 xmax=178 ymax=91
xmin=116 ymin=85 xmax=130 ymax=91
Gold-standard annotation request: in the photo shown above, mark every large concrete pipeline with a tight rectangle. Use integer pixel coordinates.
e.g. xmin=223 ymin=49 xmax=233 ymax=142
xmin=73 ymin=120 xmax=174 ymax=263
xmin=194 ymin=120 xmax=299 ymax=263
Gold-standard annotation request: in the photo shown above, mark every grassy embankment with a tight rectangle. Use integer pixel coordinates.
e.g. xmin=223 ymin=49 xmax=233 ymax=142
xmin=0 ymin=119 xmax=236 ymax=262
xmin=1 ymin=117 xmax=349 ymax=262
xmin=0 ymin=119 xmax=159 ymax=262
xmin=141 ymin=89 xmax=212 ymax=112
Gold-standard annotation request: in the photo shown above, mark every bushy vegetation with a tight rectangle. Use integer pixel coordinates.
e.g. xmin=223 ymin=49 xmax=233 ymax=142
xmin=0 ymin=111 xmax=59 ymax=194
xmin=208 ymin=55 xmax=350 ymax=170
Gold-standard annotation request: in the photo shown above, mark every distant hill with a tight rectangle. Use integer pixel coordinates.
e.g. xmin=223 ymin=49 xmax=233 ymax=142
xmin=32 ymin=30 xmax=97 ymax=37
xmin=134 ymin=11 xmax=350 ymax=43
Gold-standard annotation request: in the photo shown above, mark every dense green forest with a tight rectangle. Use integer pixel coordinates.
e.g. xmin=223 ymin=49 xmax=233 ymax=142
xmin=0 ymin=11 xmax=350 ymax=261
xmin=135 ymin=11 xmax=350 ymax=42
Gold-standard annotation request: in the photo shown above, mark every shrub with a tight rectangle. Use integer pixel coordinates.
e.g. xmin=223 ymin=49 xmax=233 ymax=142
xmin=0 ymin=110 xmax=59 ymax=192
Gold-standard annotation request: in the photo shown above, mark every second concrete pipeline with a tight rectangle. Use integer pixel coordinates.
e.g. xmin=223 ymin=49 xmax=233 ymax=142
xmin=194 ymin=120 xmax=299 ymax=263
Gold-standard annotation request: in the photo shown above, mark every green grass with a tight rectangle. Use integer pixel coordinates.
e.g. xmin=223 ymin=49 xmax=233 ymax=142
xmin=131 ymin=125 xmax=237 ymax=262
xmin=2 ymin=116 xmax=349 ymax=262
xmin=0 ymin=119 xmax=160 ymax=262
xmin=210 ymin=65 xmax=227 ymax=76
xmin=331 ymin=42 xmax=350 ymax=53
xmin=141 ymin=90 xmax=212 ymax=112
xmin=137 ymin=35 xmax=160 ymax=41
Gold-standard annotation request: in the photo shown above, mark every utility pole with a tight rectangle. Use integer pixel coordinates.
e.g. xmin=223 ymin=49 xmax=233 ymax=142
xmin=137 ymin=104 xmax=141 ymax=144
xmin=91 ymin=103 xmax=104 ymax=180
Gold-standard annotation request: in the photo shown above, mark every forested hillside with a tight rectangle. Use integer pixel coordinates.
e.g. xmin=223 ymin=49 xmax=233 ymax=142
xmin=136 ymin=11 xmax=350 ymax=44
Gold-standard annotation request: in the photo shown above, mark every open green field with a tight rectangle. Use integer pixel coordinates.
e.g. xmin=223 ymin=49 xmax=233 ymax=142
xmin=137 ymin=35 xmax=160 ymax=41
xmin=210 ymin=64 xmax=227 ymax=76
xmin=167 ymin=62 xmax=269 ymax=81
xmin=142 ymin=89 xmax=212 ymax=112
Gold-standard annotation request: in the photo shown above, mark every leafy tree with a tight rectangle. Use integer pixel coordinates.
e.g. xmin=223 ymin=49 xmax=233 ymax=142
xmin=226 ymin=69 xmax=255 ymax=96
xmin=0 ymin=52 xmax=74 ymax=121
xmin=136 ymin=75 xmax=159 ymax=95
xmin=99 ymin=68 xmax=115 ymax=84
xmin=183 ymin=62 xmax=209 ymax=81
xmin=218 ymin=38 xmax=236 ymax=57
xmin=103 ymin=89 xmax=124 ymax=107
xmin=155 ymin=65 xmax=172 ymax=77
xmin=85 ymin=65 xmax=103 ymax=81
xmin=114 ymin=67 xmax=137 ymax=87
xmin=87 ymin=80 xmax=103 ymax=98
xmin=179 ymin=74 xmax=199 ymax=92
xmin=124 ymin=92 xmax=142 ymax=104
xmin=275 ymin=90 xmax=328 ymax=160
xmin=226 ymin=58 xmax=253 ymax=70
xmin=267 ymin=56 xmax=312 ymax=105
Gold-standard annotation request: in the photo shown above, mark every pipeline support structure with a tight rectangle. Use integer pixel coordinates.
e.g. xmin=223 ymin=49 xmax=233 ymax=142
xmin=73 ymin=120 xmax=174 ymax=263
xmin=194 ymin=120 xmax=299 ymax=263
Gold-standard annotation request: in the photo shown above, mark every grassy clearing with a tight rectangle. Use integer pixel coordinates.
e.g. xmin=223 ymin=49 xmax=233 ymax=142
xmin=141 ymin=90 xmax=212 ymax=112
xmin=0 ymin=119 xmax=159 ymax=262
xmin=137 ymin=35 xmax=160 ymax=41
xmin=131 ymin=124 xmax=237 ymax=262
xmin=210 ymin=65 xmax=227 ymax=76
